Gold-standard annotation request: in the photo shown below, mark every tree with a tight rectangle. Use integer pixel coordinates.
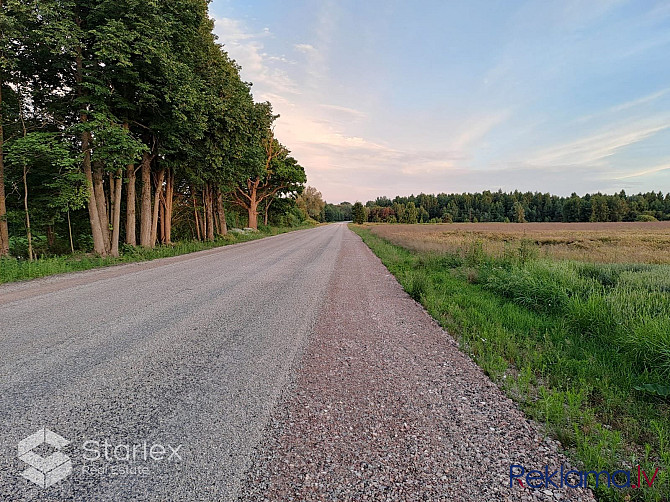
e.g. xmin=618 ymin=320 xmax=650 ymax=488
xmin=512 ymin=201 xmax=526 ymax=223
xmin=231 ymin=103 xmax=306 ymax=229
xmin=296 ymin=186 xmax=325 ymax=221
xmin=352 ymin=202 xmax=366 ymax=224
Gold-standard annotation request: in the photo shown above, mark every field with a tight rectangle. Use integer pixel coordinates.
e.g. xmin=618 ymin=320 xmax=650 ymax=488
xmin=352 ymin=222 xmax=670 ymax=501
xmin=370 ymin=221 xmax=670 ymax=264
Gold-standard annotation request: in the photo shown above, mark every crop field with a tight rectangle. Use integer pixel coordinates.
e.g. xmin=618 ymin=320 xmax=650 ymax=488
xmin=369 ymin=221 xmax=670 ymax=264
xmin=352 ymin=222 xmax=670 ymax=501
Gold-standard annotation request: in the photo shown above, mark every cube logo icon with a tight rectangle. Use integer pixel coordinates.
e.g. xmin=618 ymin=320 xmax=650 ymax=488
xmin=18 ymin=428 xmax=72 ymax=488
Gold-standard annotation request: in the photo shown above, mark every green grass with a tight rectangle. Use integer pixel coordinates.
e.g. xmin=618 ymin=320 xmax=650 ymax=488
xmin=0 ymin=223 xmax=315 ymax=284
xmin=350 ymin=224 xmax=669 ymax=501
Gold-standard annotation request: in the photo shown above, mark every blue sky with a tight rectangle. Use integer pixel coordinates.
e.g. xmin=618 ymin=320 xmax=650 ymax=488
xmin=210 ymin=0 xmax=670 ymax=203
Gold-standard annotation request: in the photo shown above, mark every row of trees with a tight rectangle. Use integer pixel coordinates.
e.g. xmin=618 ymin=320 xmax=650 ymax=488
xmin=0 ymin=0 xmax=307 ymax=260
xmin=341 ymin=190 xmax=670 ymax=224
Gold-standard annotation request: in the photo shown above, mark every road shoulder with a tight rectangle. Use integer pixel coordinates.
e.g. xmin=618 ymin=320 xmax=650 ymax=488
xmin=240 ymin=225 xmax=595 ymax=501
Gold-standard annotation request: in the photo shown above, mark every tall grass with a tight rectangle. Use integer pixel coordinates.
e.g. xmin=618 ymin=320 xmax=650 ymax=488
xmin=351 ymin=225 xmax=669 ymax=501
xmin=0 ymin=223 xmax=315 ymax=284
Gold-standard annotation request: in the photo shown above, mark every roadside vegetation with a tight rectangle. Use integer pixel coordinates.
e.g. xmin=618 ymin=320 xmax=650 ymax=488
xmin=0 ymin=223 xmax=316 ymax=284
xmin=0 ymin=1 xmax=330 ymax=265
xmin=351 ymin=223 xmax=669 ymax=501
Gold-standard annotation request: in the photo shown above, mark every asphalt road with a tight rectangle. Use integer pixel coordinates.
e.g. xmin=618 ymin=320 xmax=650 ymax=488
xmin=0 ymin=223 xmax=346 ymax=501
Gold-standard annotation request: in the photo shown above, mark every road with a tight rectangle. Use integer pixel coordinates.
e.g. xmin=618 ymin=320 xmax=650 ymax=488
xmin=0 ymin=223 xmax=594 ymax=501
xmin=0 ymin=223 xmax=345 ymax=501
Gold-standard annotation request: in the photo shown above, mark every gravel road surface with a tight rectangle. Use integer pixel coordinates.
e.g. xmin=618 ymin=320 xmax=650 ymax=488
xmin=241 ymin=228 xmax=595 ymax=501
xmin=0 ymin=223 xmax=594 ymax=501
xmin=0 ymin=225 xmax=342 ymax=501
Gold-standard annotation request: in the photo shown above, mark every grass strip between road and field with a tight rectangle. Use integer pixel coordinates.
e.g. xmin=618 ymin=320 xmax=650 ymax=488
xmin=350 ymin=224 xmax=669 ymax=502
xmin=0 ymin=223 xmax=316 ymax=284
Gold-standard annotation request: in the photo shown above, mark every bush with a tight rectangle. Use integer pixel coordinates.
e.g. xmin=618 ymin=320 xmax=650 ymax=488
xmin=636 ymin=214 xmax=658 ymax=222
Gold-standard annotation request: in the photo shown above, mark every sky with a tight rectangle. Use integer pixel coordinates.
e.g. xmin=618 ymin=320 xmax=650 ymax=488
xmin=209 ymin=0 xmax=670 ymax=203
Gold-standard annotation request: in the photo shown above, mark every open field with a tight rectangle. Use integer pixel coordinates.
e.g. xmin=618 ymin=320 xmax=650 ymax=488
xmin=352 ymin=223 xmax=670 ymax=501
xmin=369 ymin=221 xmax=670 ymax=264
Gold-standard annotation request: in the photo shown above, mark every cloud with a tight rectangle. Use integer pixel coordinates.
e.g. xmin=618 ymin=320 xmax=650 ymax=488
xmin=574 ymin=88 xmax=670 ymax=125
xmin=294 ymin=43 xmax=317 ymax=54
xmin=319 ymin=104 xmax=367 ymax=120
xmin=449 ymin=111 xmax=511 ymax=151
xmin=213 ymin=17 xmax=299 ymax=98
xmin=527 ymin=120 xmax=670 ymax=167
xmin=615 ymin=163 xmax=670 ymax=180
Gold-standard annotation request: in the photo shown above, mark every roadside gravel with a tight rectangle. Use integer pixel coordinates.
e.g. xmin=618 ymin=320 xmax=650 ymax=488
xmin=241 ymin=227 xmax=595 ymax=501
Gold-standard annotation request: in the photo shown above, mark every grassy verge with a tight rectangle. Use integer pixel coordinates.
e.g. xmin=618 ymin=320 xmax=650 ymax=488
xmin=350 ymin=224 xmax=669 ymax=501
xmin=0 ymin=223 xmax=316 ymax=284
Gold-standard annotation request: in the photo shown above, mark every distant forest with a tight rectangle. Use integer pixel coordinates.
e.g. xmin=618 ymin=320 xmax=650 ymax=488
xmin=325 ymin=190 xmax=670 ymax=224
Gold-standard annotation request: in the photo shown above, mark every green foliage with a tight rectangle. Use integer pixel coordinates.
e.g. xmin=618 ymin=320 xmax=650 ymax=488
xmin=635 ymin=383 xmax=670 ymax=398
xmin=324 ymin=202 xmax=352 ymax=222
xmin=352 ymin=202 xmax=366 ymax=224
xmin=348 ymin=190 xmax=670 ymax=224
xmin=0 ymin=0 xmax=310 ymax=257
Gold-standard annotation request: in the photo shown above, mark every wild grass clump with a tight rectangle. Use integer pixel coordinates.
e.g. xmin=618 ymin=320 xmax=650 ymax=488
xmin=351 ymin=224 xmax=670 ymax=501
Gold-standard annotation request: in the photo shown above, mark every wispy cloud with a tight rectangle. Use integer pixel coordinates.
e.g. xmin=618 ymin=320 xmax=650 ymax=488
xmin=213 ymin=17 xmax=299 ymax=97
xmin=449 ymin=111 xmax=511 ymax=151
xmin=294 ymin=43 xmax=317 ymax=54
xmin=319 ymin=104 xmax=367 ymax=120
xmin=615 ymin=163 xmax=670 ymax=180
xmin=528 ymin=120 xmax=670 ymax=167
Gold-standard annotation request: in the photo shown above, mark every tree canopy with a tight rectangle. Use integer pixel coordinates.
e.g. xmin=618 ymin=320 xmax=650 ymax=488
xmin=332 ymin=190 xmax=670 ymax=224
xmin=0 ymin=0 xmax=308 ymax=259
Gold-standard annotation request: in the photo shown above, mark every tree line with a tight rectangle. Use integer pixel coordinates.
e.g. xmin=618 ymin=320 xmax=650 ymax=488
xmin=340 ymin=190 xmax=670 ymax=224
xmin=0 ymin=0 xmax=308 ymax=260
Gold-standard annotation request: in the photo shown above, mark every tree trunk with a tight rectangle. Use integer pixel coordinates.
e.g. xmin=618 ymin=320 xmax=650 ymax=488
xmin=46 ymin=225 xmax=55 ymax=248
xmin=264 ymin=198 xmax=273 ymax=226
xmin=76 ymin=40 xmax=107 ymax=256
xmin=0 ymin=61 xmax=9 ymax=257
xmin=23 ymin=164 xmax=32 ymax=261
xmin=67 ymin=209 xmax=74 ymax=254
xmin=216 ymin=187 xmax=227 ymax=236
xmin=165 ymin=169 xmax=173 ymax=244
xmin=158 ymin=198 xmax=164 ymax=244
xmin=82 ymin=131 xmax=106 ymax=255
xmin=150 ymin=167 xmax=165 ymax=247
xmin=205 ymin=184 xmax=214 ymax=241
xmin=93 ymin=162 xmax=110 ymax=252
xmin=126 ymin=162 xmax=136 ymax=245
xmin=110 ymin=168 xmax=123 ymax=257
xmin=123 ymin=122 xmax=136 ymax=246
xmin=248 ymin=202 xmax=258 ymax=230
xmin=139 ymin=150 xmax=152 ymax=247
xmin=200 ymin=187 xmax=207 ymax=239
xmin=247 ymin=182 xmax=258 ymax=230
xmin=193 ymin=190 xmax=201 ymax=241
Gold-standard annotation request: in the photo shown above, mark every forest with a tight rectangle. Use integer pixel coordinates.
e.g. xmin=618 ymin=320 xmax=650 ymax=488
xmin=0 ymin=0 xmax=310 ymax=261
xmin=333 ymin=190 xmax=670 ymax=224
